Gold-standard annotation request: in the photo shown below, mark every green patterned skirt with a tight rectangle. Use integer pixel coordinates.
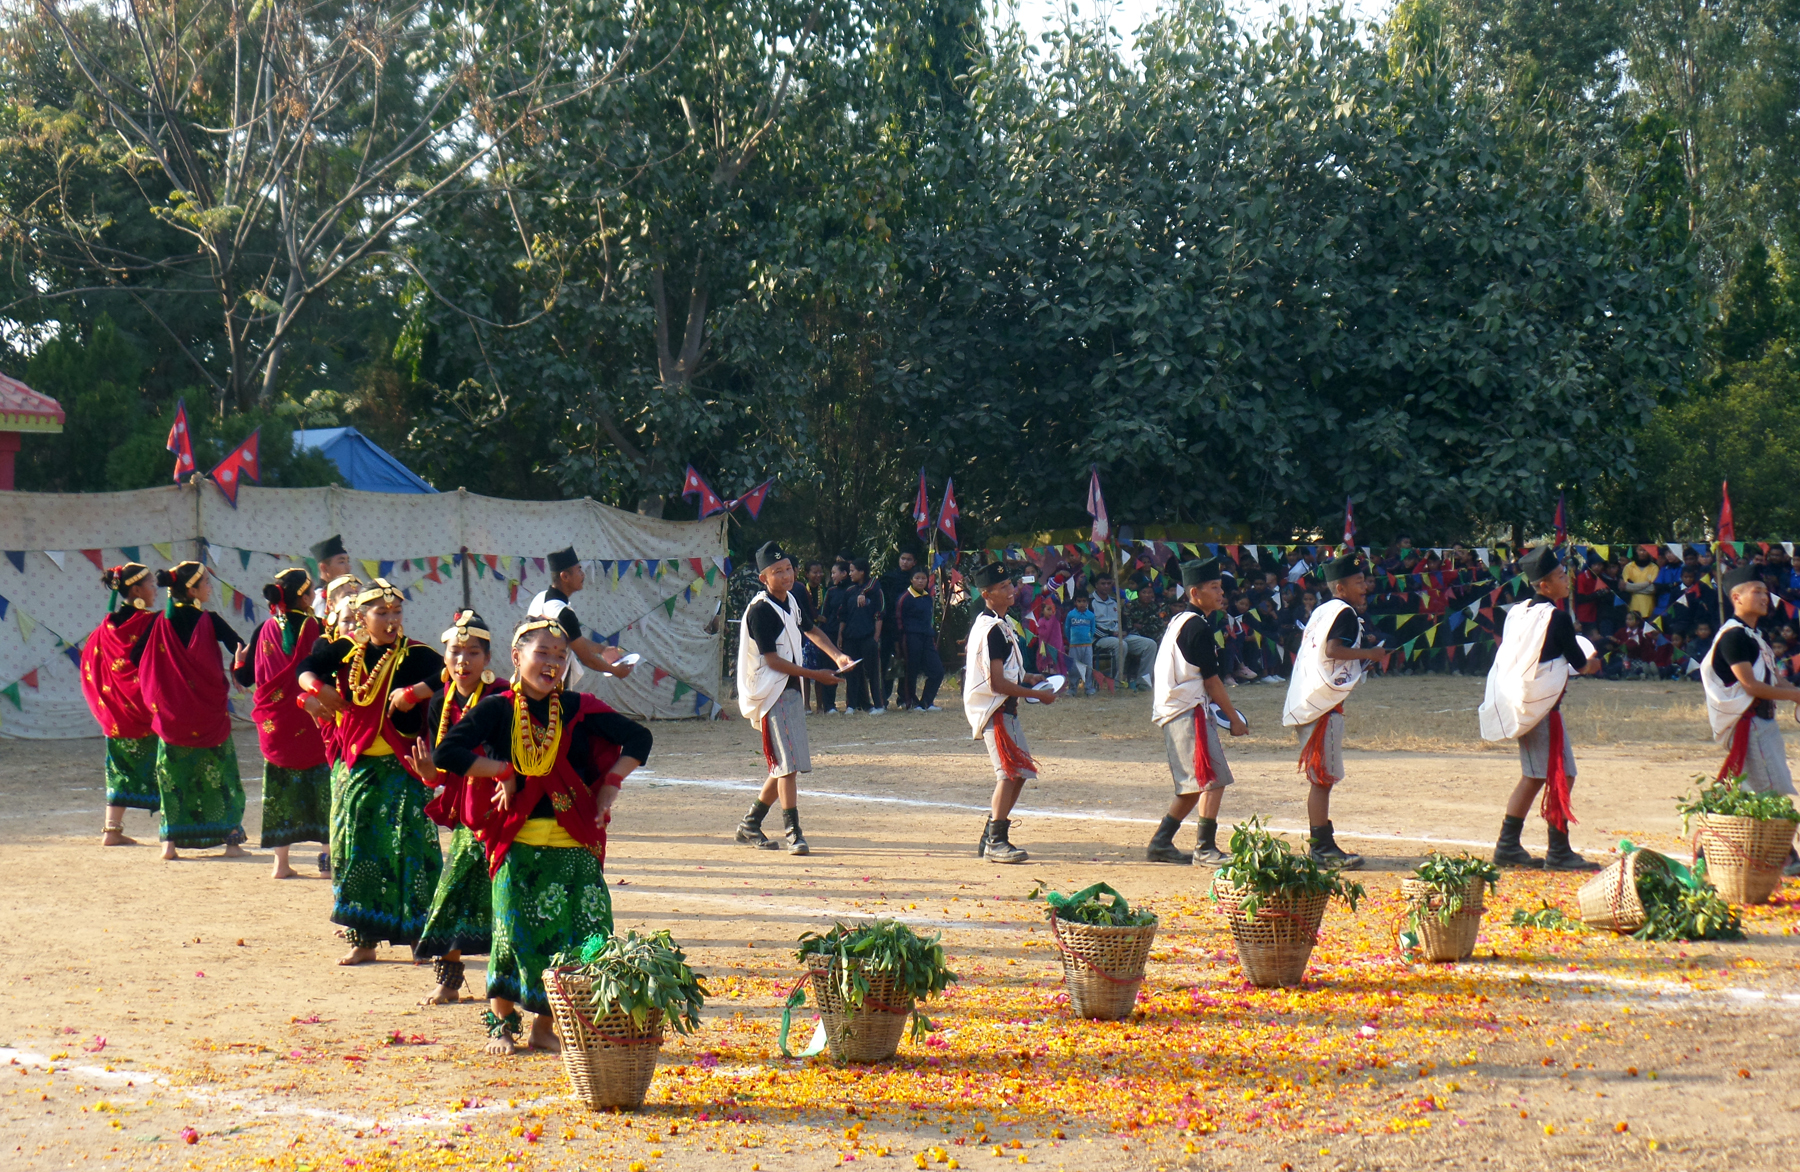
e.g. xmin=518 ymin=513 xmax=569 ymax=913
xmin=416 ymin=825 xmax=493 ymax=959
xmin=155 ymin=740 xmax=247 ymax=849
xmin=329 ymin=754 xmax=443 ymax=947
xmin=105 ymin=735 xmax=160 ymax=812
xmin=260 ymin=762 xmax=330 ymax=848
xmin=486 ymin=840 xmax=613 ymax=1015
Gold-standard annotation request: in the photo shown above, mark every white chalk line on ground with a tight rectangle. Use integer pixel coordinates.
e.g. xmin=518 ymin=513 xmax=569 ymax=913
xmin=1472 ymin=967 xmax=1800 ymax=1006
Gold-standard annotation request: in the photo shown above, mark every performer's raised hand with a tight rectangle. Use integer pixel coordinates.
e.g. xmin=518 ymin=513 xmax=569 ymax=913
xmin=407 ymin=737 xmax=440 ymax=785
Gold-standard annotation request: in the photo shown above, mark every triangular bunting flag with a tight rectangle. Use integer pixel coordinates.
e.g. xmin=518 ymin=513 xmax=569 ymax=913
xmin=361 ymin=559 xmax=381 ymax=581
xmin=120 ymin=546 xmax=140 ymax=562
xmin=238 ymin=547 xmax=252 ymax=569
xmin=152 ymin=542 xmax=174 ymax=561
xmin=672 ymin=681 xmax=690 ymax=702
xmin=0 ymin=683 xmax=18 ymax=709
xmin=652 ymin=667 xmax=669 ymax=686
xmin=663 ymin=597 xmax=678 ymax=618
xmin=21 ymin=669 xmax=38 ymax=689
xmin=17 ymin=610 xmax=36 ymax=641
xmin=81 ymin=549 xmax=104 ymax=570
xmin=43 ymin=551 xmax=66 ymax=571
xmin=2 ymin=552 xmax=20 ymax=574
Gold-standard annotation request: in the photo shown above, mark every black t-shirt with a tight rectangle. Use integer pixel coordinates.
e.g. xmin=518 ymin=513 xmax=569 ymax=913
xmin=1325 ymin=607 xmax=1360 ymax=648
xmin=1528 ymin=597 xmax=1588 ymax=669
xmin=434 ymin=691 xmax=654 ymax=819
xmin=747 ymin=592 xmax=815 ymax=693
xmin=423 ymin=685 xmax=489 ymax=751
xmin=130 ymin=603 xmax=243 ymax=665
xmin=299 ymin=637 xmax=446 ymax=739
xmin=1175 ymin=608 xmax=1219 ymax=680
xmin=984 ymin=615 xmax=1021 ymax=716
xmin=540 ymin=587 xmax=583 ymax=642
xmin=1712 ymin=626 xmax=1775 ymax=718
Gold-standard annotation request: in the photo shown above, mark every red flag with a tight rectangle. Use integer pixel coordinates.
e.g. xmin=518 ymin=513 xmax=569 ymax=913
xmin=679 ymin=465 xmax=729 ymax=518
xmin=1554 ymin=492 xmax=1567 ymax=547
xmin=208 ymin=428 xmax=261 ymax=507
xmin=1719 ymin=480 xmax=1735 ymax=545
xmin=913 ymin=469 xmax=931 ymax=541
xmin=166 ymin=399 xmax=196 ymax=482
xmin=731 ymin=478 xmax=775 ymax=520
xmin=937 ymin=477 xmax=960 ymax=547
xmin=81 ymin=549 xmax=104 ymax=570
xmin=1343 ymin=496 xmax=1355 ymax=548
xmin=1086 ymin=466 xmax=1110 ymax=544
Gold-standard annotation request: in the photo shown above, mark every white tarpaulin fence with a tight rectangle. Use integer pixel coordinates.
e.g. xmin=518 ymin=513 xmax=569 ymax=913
xmin=0 ymin=484 xmax=728 ymax=738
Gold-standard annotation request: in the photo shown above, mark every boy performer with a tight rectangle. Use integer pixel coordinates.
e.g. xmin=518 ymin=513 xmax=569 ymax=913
xmin=1479 ymin=546 xmax=1603 ymax=870
xmin=964 ymin=562 xmax=1056 ymax=864
xmin=310 ymin=535 xmax=351 ymax=619
xmin=734 ymin=542 xmax=854 ymax=854
xmin=1702 ymin=564 xmax=1800 ymax=874
xmin=527 ymin=547 xmax=634 ymax=682
xmin=1282 ymin=553 xmax=1390 ymax=870
xmin=1147 ymin=559 xmax=1247 ymax=866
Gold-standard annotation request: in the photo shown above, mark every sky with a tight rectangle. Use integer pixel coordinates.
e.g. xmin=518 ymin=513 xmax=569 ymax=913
xmin=996 ymin=0 xmax=1394 ymax=56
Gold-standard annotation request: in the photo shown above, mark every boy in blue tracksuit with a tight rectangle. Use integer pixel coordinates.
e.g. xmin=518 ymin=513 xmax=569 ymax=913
xmin=1065 ymin=593 xmax=1098 ymax=694
xmin=898 ymin=568 xmax=946 ymax=710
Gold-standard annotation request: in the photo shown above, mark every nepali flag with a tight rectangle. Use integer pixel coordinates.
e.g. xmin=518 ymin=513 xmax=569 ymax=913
xmin=913 ymin=468 xmax=932 ymax=541
xmin=1554 ymin=492 xmax=1567 ymax=547
xmin=679 ymin=464 xmax=728 ymax=518
xmin=166 ymin=399 xmax=196 ymax=483
xmin=1720 ymin=479 xmax=1735 ymax=545
xmin=730 ymin=477 xmax=775 ymax=520
xmin=1086 ymin=465 xmax=1110 ymax=544
xmin=209 ymin=427 xmax=261 ymax=507
xmin=1342 ymin=495 xmax=1354 ymax=550
xmin=937 ymin=477 xmax=960 ymax=547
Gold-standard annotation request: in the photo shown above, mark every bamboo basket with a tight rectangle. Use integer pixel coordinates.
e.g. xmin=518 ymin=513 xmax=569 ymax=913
xmin=1576 ymin=850 xmax=1670 ymax=932
xmin=1047 ymin=914 xmax=1158 ymax=1020
xmin=544 ymin=968 xmax=665 ymax=1110
xmin=806 ymin=956 xmax=913 ymax=1064
xmin=1695 ymin=813 xmax=1795 ymax=905
xmin=1400 ymin=878 xmax=1487 ymax=963
xmin=1212 ymin=880 xmax=1330 ymax=988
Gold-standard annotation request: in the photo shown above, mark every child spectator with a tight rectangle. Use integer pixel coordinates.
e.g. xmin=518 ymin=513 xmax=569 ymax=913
xmin=1029 ymin=595 xmax=1066 ymax=678
xmin=1065 ymin=593 xmax=1098 ymax=694
xmin=898 ymin=568 xmax=945 ymax=710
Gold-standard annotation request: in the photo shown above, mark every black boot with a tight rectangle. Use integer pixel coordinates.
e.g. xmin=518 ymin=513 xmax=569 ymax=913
xmin=1308 ymin=822 xmax=1363 ymax=871
xmin=781 ymin=807 xmax=809 ymax=856
xmin=1191 ymin=817 xmax=1227 ymax=868
xmin=982 ymin=817 xmax=1028 ymax=864
xmin=1544 ymin=825 xmax=1599 ymax=872
xmin=976 ymin=817 xmax=992 ymax=858
xmin=1493 ymin=814 xmax=1540 ymax=868
xmin=736 ymin=800 xmax=780 ymax=850
xmin=1146 ymin=815 xmax=1192 ymax=864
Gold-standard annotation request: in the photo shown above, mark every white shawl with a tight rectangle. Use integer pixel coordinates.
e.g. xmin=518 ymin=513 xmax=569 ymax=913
xmin=1478 ymin=599 xmax=1569 ymax=741
xmin=1152 ymin=611 xmax=1212 ymax=727
xmin=1700 ymin=618 xmax=1773 ymax=742
xmin=1282 ymin=599 xmax=1364 ymax=728
xmin=736 ymin=590 xmax=805 ymax=724
xmin=964 ymin=611 xmax=1023 ymax=737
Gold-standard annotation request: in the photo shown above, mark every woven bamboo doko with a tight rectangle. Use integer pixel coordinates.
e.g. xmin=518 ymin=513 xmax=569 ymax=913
xmin=1400 ymin=878 xmax=1487 ymax=963
xmin=1576 ymin=850 xmax=1669 ymax=932
xmin=1213 ymin=880 xmax=1329 ymax=988
xmin=544 ymin=968 xmax=665 ymax=1110
xmin=1048 ymin=914 xmax=1158 ymax=1020
xmin=806 ymin=955 xmax=913 ymax=1064
xmin=1695 ymin=813 xmax=1795 ymax=905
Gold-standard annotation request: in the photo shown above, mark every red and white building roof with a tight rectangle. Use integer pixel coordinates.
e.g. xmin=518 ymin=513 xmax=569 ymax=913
xmin=0 ymin=372 xmax=64 ymax=433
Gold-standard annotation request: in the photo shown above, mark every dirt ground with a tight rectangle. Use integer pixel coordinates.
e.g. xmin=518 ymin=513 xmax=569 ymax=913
xmin=4 ymin=675 xmax=1800 ymax=1172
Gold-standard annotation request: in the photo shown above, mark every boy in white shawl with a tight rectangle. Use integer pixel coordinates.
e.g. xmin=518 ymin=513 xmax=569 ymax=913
xmin=734 ymin=542 xmax=854 ymax=854
xmin=1281 ymin=553 xmax=1390 ymax=870
xmin=963 ymin=561 xmax=1057 ymax=863
xmin=1478 ymin=546 xmax=1602 ymax=870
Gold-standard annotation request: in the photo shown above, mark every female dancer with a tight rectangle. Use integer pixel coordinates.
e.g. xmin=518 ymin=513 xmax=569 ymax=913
xmin=434 ymin=617 xmax=652 ymax=1055
xmin=134 ymin=562 xmax=249 ymax=860
xmin=232 ymin=568 xmax=332 ymax=879
xmin=408 ymin=609 xmax=498 ymax=1005
xmin=297 ymin=579 xmax=444 ymax=965
xmin=80 ymin=563 xmax=160 ymax=846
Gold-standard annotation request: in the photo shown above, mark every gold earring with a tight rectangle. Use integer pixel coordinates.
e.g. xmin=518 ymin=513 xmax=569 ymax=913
xmin=480 ymin=668 xmax=495 ymax=685
xmin=441 ymin=667 xmax=451 ymax=684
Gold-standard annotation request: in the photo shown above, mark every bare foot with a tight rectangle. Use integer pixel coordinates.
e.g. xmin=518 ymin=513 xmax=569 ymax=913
xmin=419 ymin=985 xmax=463 ymax=1006
xmin=102 ymin=830 xmax=139 ymax=846
xmin=271 ymin=864 xmax=298 ymax=879
xmin=484 ymin=1034 xmax=522 ymax=1055
xmin=338 ymin=946 xmax=378 ymax=966
xmin=222 ymin=843 xmax=248 ymax=858
xmin=526 ymin=1015 xmax=561 ymax=1053
xmin=161 ymin=842 xmax=179 ymax=861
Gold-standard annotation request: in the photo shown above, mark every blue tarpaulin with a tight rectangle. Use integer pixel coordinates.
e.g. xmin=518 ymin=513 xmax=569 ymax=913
xmin=293 ymin=427 xmax=435 ymax=494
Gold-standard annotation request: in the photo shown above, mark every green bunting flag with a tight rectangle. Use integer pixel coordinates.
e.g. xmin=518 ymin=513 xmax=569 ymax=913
xmin=0 ymin=682 xmax=18 ymax=710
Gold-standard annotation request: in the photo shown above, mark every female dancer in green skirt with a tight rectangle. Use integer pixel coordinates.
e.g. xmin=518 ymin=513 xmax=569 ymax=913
xmin=134 ymin=562 xmax=249 ymax=860
xmin=80 ymin=563 xmax=161 ymax=846
xmin=297 ymin=579 xmax=444 ymax=965
xmin=408 ymin=609 xmax=498 ymax=1004
xmin=434 ymin=617 xmax=652 ymax=1055
xmin=233 ymin=568 xmax=333 ymax=879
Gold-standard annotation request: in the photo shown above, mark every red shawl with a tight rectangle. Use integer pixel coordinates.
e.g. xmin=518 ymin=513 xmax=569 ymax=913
xmin=251 ymin=614 xmax=328 ymax=771
xmin=331 ymin=639 xmax=427 ymax=770
xmin=424 ymin=685 xmax=504 ymax=830
xmin=80 ymin=609 xmax=155 ymax=740
xmin=483 ymin=692 xmax=624 ymax=878
xmin=138 ymin=608 xmax=232 ymax=748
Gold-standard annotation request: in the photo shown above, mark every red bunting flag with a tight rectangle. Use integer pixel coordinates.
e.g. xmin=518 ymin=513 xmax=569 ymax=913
xmin=81 ymin=549 xmax=103 ymax=570
xmin=166 ymin=399 xmax=196 ymax=482
xmin=21 ymin=669 xmax=38 ymax=689
xmin=425 ymin=556 xmax=442 ymax=584
xmin=208 ymin=428 xmax=261 ymax=507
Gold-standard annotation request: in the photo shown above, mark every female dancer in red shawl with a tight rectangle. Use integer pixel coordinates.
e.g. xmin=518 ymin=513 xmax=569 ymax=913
xmin=434 ymin=618 xmax=652 ymax=1055
xmin=408 ymin=609 xmax=498 ymax=1005
xmin=134 ymin=562 xmax=249 ymax=861
xmin=80 ymin=563 xmax=160 ymax=846
xmin=297 ymin=579 xmax=444 ymax=965
xmin=231 ymin=568 xmax=332 ymax=880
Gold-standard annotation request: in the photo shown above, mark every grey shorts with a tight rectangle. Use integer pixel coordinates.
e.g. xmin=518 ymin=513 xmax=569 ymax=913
xmin=1295 ymin=710 xmax=1344 ymax=784
xmin=1166 ymin=709 xmax=1234 ymax=795
xmin=1739 ymin=716 xmax=1796 ymax=796
xmin=982 ymin=711 xmax=1037 ymax=783
xmin=1518 ymin=715 xmax=1577 ymax=781
xmin=759 ymin=689 xmax=812 ymax=778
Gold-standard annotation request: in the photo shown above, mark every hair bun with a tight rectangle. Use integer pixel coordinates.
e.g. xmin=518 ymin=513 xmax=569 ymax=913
xmin=100 ymin=568 xmax=121 ymax=590
xmin=155 ymin=568 xmax=176 ymax=588
xmin=262 ymin=583 xmax=285 ymax=606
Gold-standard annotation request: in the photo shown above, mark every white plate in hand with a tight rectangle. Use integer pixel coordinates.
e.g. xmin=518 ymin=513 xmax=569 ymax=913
xmin=836 ymin=659 xmax=862 ymax=674
xmin=1210 ymin=702 xmax=1247 ymax=731
xmin=1025 ymin=674 xmax=1066 ymax=702
xmin=613 ymin=653 xmax=643 ymax=667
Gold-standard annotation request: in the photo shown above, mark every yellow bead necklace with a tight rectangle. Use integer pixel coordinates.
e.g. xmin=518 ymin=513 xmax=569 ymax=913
xmin=436 ymin=680 xmax=484 ymax=747
xmin=510 ymin=689 xmax=562 ymax=777
xmin=346 ymin=640 xmax=402 ymax=708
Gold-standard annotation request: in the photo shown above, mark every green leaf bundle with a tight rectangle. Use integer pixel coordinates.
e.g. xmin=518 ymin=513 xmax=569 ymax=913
xmin=1632 ymin=866 xmax=1745 ymax=942
xmin=1044 ymin=883 xmax=1157 ymax=927
xmin=795 ymin=920 xmax=958 ymax=1042
xmin=1510 ymin=902 xmax=1584 ymax=931
xmin=1677 ymin=776 xmax=1800 ymax=828
xmin=1407 ymin=853 xmax=1500 ymax=929
xmin=1213 ymin=817 xmax=1365 ymax=916
xmin=549 ymin=929 xmax=707 ymax=1036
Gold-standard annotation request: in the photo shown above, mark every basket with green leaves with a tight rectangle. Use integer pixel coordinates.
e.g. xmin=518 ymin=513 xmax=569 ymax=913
xmin=1400 ymin=854 xmax=1499 ymax=962
xmin=1212 ymin=818 xmax=1365 ymax=987
xmin=781 ymin=920 xmax=957 ymax=1063
xmin=1043 ymin=884 xmax=1158 ymax=1020
xmin=1679 ymin=776 xmax=1799 ymax=904
xmin=544 ymin=930 xmax=706 ymax=1109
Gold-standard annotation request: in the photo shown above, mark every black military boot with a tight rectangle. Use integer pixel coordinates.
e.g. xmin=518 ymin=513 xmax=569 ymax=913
xmin=1544 ymin=825 xmax=1599 ymax=871
xmin=982 ymin=818 xmax=1028 ymax=864
xmin=1493 ymin=814 xmax=1540 ymax=868
xmin=976 ymin=817 xmax=992 ymax=857
xmin=735 ymin=800 xmax=780 ymax=850
xmin=781 ymin=807 xmax=809 ymax=856
xmin=1191 ymin=817 xmax=1228 ymax=868
xmin=1146 ymin=815 xmax=1192 ymax=864
xmin=1308 ymin=822 xmax=1364 ymax=871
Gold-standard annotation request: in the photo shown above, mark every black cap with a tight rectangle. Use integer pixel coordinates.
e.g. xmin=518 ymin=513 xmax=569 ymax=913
xmin=1321 ymin=554 xmax=1363 ymax=583
xmin=548 ymin=546 xmax=580 ymax=574
xmin=1520 ymin=546 xmax=1560 ymax=583
xmin=755 ymin=541 xmax=790 ymax=572
xmin=972 ymin=562 xmax=1011 ymax=590
xmin=1723 ymin=564 xmax=1762 ymax=593
xmin=310 ymin=534 xmax=345 ymax=561
xmin=1180 ymin=558 xmax=1222 ymax=587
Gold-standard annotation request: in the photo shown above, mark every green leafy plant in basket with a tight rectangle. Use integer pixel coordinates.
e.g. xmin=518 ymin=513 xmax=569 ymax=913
xmin=548 ymin=929 xmax=707 ymax=1035
xmin=791 ymin=920 xmax=957 ymax=1043
xmin=1676 ymin=775 xmax=1800 ymax=829
xmin=1213 ymin=817 xmax=1365 ymax=915
xmin=1406 ymin=854 xmax=1500 ymax=932
xmin=1044 ymin=883 xmax=1157 ymax=927
xmin=1632 ymin=866 xmax=1745 ymax=943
